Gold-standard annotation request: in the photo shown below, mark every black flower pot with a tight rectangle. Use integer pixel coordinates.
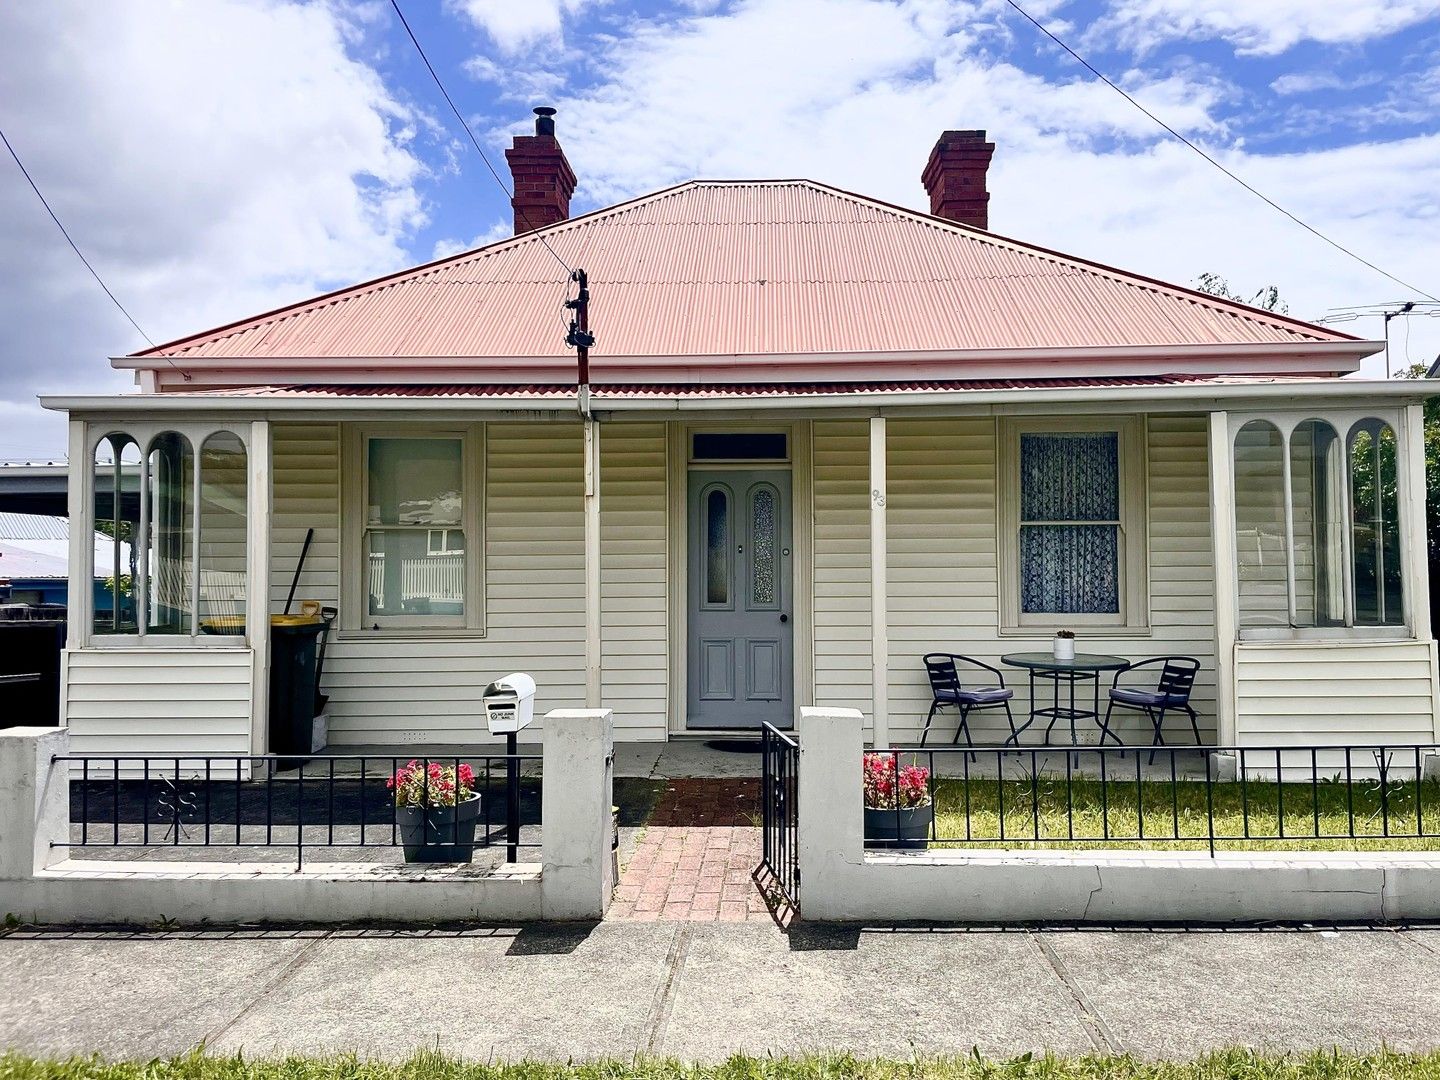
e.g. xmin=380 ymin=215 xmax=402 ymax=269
xmin=864 ymin=801 xmax=934 ymax=850
xmin=397 ymin=795 xmax=483 ymax=862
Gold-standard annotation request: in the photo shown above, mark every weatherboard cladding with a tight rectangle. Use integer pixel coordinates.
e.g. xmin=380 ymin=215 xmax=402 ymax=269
xmin=134 ymin=181 xmax=1348 ymax=364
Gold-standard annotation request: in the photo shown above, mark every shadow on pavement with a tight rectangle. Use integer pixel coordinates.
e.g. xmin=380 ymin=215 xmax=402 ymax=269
xmin=504 ymin=922 xmax=600 ymax=955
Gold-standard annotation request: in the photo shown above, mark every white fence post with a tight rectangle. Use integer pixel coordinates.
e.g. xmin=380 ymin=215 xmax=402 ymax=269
xmin=0 ymin=727 xmax=69 ymax=886
xmin=540 ymin=708 xmax=615 ymax=920
xmin=797 ymin=706 xmax=864 ymax=919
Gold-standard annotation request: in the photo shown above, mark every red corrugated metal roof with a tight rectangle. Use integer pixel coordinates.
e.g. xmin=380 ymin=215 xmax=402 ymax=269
xmin=132 ymin=180 xmax=1356 ymax=365
xmin=177 ymin=374 xmax=1307 ymax=399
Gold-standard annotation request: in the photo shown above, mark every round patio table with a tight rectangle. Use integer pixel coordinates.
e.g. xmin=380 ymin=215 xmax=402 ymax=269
xmin=1000 ymin=652 xmax=1131 ymax=749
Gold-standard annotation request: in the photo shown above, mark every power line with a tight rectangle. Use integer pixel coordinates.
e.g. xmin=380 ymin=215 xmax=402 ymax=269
xmin=0 ymin=125 xmax=155 ymax=346
xmin=387 ymin=0 xmax=575 ymax=277
xmin=1000 ymin=0 xmax=1440 ymax=305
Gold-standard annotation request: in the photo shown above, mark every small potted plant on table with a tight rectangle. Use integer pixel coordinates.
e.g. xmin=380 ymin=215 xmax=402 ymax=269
xmin=388 ymin=759 xmax=481 ymax=863
xmin=863 ymin=752 xmax=933 ymax=850
xmin=1052 ymin=628 xmax=1076 ymax=661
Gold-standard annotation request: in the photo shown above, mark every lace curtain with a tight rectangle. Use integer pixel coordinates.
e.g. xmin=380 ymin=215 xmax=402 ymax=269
xmin=1019 ymin=432 xmax=1120 ymax=614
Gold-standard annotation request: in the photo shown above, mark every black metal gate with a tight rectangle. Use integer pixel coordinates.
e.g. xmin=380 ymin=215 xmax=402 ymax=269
xmin=760 ymin=722 xmax=799 ymax=908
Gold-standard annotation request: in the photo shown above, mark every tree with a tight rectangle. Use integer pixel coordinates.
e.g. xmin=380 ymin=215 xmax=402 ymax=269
xmin=1399 ymin=362 xmax=1440 ymax=564
xmin=1194 ymin=273 xmax=1290 ymax=314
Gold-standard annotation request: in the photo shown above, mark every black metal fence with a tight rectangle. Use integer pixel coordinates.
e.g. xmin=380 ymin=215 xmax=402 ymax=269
xmin=55 ymin=752 xmax=542 ymax=869
xmin=861 ymin=743 xmax=1440 ymax=856
xmin=760 ymin=723 xmax=800 ymax=905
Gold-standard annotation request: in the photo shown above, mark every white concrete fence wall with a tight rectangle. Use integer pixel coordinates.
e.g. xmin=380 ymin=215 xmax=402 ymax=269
xmin=797 ymin=706 xmax=1440 ymax=923
xmin=0 ymin=710 xmax=614 ymax=925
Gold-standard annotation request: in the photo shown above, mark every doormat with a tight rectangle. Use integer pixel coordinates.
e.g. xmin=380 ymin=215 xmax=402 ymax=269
xmin=703 ymin=738 xmax=764 ymax=753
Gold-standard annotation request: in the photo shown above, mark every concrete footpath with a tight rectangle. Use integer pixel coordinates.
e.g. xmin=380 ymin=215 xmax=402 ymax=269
xmin=6 ymin=922 xmax=1440 ymax=1061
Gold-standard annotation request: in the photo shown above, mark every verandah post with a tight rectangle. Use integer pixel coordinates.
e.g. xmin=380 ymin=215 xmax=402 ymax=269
xmin=246 ymin=420 xmax=272 ymax=767
xmin=65 ymin=418 xmax=93 ymax=649
xmin=1400 ymin=403 xmax=1432 ymax=642
xmin=584 ymin=416 xmax=601 ymax=709
xmin=869 ymin=416 xmax=888 ymax=748
xmin=1207 ymin=411 xmax=1239 ymax=747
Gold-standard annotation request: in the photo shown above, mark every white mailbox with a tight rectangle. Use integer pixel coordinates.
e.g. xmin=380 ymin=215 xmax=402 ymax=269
xmin=483 ymin=672 xmax=537 ymax=735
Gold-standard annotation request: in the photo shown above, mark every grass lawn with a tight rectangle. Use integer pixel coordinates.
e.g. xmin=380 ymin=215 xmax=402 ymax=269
xmin=7 ymin=1052 xmax=1440 ymax=1080
xmin=920 ymin=775 xmax=1440 ymax=852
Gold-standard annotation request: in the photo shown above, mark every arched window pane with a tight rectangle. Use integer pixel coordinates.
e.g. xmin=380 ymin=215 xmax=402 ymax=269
xmin=1289 ymin=420 xmax=1345 ymax=628
xmin=146 ymin=433 xmax=195 ymax=635
xmin=1351 ymin=421 xmax=1403 ymax=626
xmin=705 ymin=487 xmax=729 ymax=606
xmin=1234 ymin=421 xmax=1286 ymax=629
xmin=92 ymin=434 xmax=140 ymax=634
xmin=198 ymin=432 xmax=247 ymax=633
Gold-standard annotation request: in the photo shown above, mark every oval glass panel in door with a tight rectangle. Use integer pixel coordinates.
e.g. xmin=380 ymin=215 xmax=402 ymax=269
xmin=752 ymin=485 xmax=776 ymax=607
xmin=706 ymin=487 xmax=729 ymax=605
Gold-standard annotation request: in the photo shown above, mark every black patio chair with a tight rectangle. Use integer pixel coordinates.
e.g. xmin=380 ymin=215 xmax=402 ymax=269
xmin=1100 ymin=656 xmax=1202 ymax=763
xmin=921 ymin=653 xmax=1017 ymax=753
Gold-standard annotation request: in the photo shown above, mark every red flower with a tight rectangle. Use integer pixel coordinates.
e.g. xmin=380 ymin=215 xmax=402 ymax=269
xmin=862 ymin=752 xmax=930 ymax=810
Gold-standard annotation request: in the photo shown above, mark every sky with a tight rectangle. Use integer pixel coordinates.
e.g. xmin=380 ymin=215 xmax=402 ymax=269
xmin=1 ymin=0 xmax=1438 ymax=460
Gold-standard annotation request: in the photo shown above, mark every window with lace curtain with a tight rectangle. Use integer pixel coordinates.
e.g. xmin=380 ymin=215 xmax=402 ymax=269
xmin=998 ymin=417 xmax=1149 ymax=632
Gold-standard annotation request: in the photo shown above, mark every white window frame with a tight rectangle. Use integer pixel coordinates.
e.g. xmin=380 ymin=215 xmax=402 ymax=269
xmin=1229 ymin=408 xmax=1413 ymax=643
xmin=85 ymin=421 xmax=252 ymax=650
xmin=341 ymin=423 xmax=485 ymax=636
xmin=997 ymin=415 xmax=1150 ymax=635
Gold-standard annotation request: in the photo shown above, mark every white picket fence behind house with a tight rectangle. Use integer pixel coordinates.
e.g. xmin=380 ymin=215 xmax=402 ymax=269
xmin=368 ymin=552 xmax=465 ymax=610
xmin=148 ymin=558 xmax=248 ymax=626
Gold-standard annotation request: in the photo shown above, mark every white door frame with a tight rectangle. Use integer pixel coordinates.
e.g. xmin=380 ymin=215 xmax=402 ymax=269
xmin=666 ymin=420 xmax=814 ymax=734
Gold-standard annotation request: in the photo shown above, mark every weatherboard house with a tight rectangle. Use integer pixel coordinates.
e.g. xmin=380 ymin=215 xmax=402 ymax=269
xmin=44 ymin=114 xmax=1439 ymax=764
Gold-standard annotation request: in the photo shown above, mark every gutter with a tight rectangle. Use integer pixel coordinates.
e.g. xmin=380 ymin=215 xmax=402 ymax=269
xmin=39 ymin=377 xmax=1435 ymax=417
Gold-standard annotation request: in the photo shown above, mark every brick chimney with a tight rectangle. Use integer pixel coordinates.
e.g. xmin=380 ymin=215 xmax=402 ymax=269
xmin=921 ymin=129 xmax=995 ymax=230
xmin=504 ymin=106 xmax=578 ymax=235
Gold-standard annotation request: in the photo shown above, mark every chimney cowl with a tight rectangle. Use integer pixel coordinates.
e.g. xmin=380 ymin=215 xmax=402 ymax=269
xmin=505 ymin=107 xmax=577 ymax=235
xmin=921 ymin=129 xmax=995 ymax=230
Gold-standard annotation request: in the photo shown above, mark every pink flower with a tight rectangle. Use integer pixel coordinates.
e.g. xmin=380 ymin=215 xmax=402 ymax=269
xmin=863 ymin=752 xmax=930 ymax=810
xmin=388 ymin=759 xmax=476 ymax=809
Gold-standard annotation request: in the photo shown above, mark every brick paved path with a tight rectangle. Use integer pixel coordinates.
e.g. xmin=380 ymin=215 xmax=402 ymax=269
xmin=610 ymin=779 xmax=789 ymax=923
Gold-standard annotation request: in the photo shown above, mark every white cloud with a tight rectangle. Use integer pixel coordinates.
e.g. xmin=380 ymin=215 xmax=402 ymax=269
xmin=528 ymin=0 xmax=1440 ymax=369
xmin=0 ymin=0 xmax=429 ymax=456
xmin=463 ymin=55 xmax=570 ymax=102
xmin=1270 ymin=72 xmax=1383 ymax=96
xmin=431 ymin=220 xmax=512 ymax=259
xmin=535 ymin=0 xmax=1229 ymax=205
xmin=447 ymin=0 xmax=595 ymax=54
xmin=1090 ymin=0 xmax=1436 ymax=56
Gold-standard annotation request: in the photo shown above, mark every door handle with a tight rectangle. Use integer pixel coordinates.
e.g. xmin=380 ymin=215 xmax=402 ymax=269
xmin=779 ymin=613 xmax=789 ymax=623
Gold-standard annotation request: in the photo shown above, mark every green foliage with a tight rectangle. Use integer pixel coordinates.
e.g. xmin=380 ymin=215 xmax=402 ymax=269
xmin=6 ymin=1051 xmax=1440 ymax=1080
xmin=1194 ymin=273 xmax=1290 ymax=314
xmin=101 ymin=575 xmax=134 ymax=600
xmin=1398 ymin=363 xmax=1440 ymax=565
xmin=93 ymin=518 xmax=134 ymax=545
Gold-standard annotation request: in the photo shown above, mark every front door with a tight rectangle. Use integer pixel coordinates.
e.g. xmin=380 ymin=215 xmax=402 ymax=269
xmin=686 ymin=470 xmax=793 ymax=729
